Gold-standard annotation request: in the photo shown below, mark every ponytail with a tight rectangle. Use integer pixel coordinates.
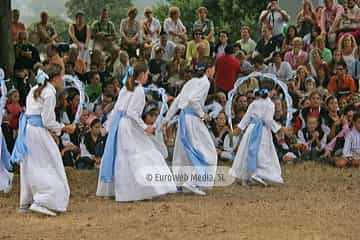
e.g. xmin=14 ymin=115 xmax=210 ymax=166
xmin=125 ymin=61 xmax=148 ymax=92
xmin=193 ymin=56 xmax=215 ymax=78
xmin=34 ymin=63 xmax=62 ymax=99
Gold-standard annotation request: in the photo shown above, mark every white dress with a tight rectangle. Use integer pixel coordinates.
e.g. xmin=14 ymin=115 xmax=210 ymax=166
xmin=19 ymin=83 xmax=70 ymax=211
xmin=165 ymin=75 xmax=217 ymax=188
xmin=96 ymin=85 xmax=176 ymax=202
xmin=229 ymin=97 xmax=283 ymax=184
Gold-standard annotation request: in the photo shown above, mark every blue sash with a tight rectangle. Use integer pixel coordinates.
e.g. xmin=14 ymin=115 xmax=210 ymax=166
xmin=1 ymin=137 xmax=11 ymax=171
xmin=11 ymin=114 xmax=44 ymax=163
xmin=179 ymin=108 xmax=209 ymax=175
xmin=100 ymin=111 xmax=126 ymax=183
xmin=247 ymin=118 xmax=265 ymax=174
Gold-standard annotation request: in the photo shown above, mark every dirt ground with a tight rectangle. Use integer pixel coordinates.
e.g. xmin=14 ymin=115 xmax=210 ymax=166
xmin=1 ymin=162 xmax=359 ymax=240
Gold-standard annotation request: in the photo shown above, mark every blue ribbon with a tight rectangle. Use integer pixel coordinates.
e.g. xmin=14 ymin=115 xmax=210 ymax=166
xmin=247 ymin=118 xmax=265 ymax=174
xmin=100 ymin=111 xmax=126 ymax=183
xmin=11 ymin=114 xmax=44 ymax=163
xmin=1 ymin=137 xmax=11 ymax=171
xmin=179 ymin=108 xmax=209 ymax=175
xmin=122 ymin=66 xmax=134 ymax=85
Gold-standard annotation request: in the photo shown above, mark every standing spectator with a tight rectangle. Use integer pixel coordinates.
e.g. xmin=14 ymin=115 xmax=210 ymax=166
xmin=215 ymin=45 xmax=241 ymax=93
xmin=63 ymin=45 xmax=87 ymax=75
xmin=151 ymin=31 xmax=176 ymax=62
xmin=236 ymin=26 xmax=257 ymax=59
xmin=68 ymin=11 xmax=91 ymax=68
xmin=6 ymin=89 xmax=23 ymax=132
xmin=267 ymin=51 xmax=293 ymax=82
xmin=320 ymin=0 xmax=344 ymax=49
xmin=296 ymin=0 xmax=317 ymax=37
xmin=327 ymin=61 xmax=357 ymax=95
xmin=120 ymin=7 xmax=141 ymax=58
xmin=163 ymin=6 xmax=187 ymax=46
xmin=255 ymin=24 xmax=277 ymax=63
xmin=259 ymin=0 xmax=290 ymax=47
xmin=284 ymin=37 xmax=308 ymax=70
xmin=11 ymin=9 xmax=26 ymax=43
xmin=91 ymin=8 xmax=117 ymax=52
xmin=215 ymin=31 xmax=229 ymax=59
xmin=34 ymin=11 xmax=58 ymax=55
xmin=193 ymin=6 xmax=215 ymax=56
xmin=185 ymin=28 xmax=210 ymax=66
xmin=141 ymin=7 xmax=161 ymax=58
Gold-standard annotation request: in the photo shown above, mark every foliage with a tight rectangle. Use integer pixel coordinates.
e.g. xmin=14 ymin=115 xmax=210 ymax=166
xmin=65 ymin=0 xmax=132 ymax=27
xmin=153 ymin=0 xmax=267 ymax=41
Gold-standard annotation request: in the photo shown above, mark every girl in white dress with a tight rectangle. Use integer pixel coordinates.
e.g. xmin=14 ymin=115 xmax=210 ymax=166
xmin=229 ymin=89 xmax=284 ymax=186
xmin=96 ymin=62 xmax=176 ymax=202
xmin=11 ymin=63 xmax=76 ymax=216
xmin=163 ymin=57 xmax=217 ymax=195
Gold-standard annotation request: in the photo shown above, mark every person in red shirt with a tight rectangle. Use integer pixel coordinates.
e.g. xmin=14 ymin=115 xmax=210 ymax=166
xmin=11 ymin=9 xmax=26 ymax=43
xmin=6 ymin=89 xmax=24 ymax=131
xmin=327 ymin=61 xmax=357 ymax=95
xmin=215 ymin=45 xmax=241 ymax=93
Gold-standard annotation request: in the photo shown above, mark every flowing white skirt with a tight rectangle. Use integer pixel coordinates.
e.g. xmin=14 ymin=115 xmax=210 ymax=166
xmin=20 ymin=125 xmax=70 ymax=211
xmin=96 ymin=118 xmax=177 ymax=202
xmin=0 ymin=128 xmax=12 ymax=192
xmin=172 ymin=114 xmax=217 ymax=188
xmin=229 ymin=124 xmax=283 ymax=184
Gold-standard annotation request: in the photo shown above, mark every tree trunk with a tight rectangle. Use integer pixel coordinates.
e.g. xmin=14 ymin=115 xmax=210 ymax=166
xmin=0 ymin=0 xmax=14 ymax=78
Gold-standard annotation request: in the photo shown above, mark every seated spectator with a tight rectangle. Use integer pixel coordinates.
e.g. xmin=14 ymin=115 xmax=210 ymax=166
xmin=335 ymin=111 xmax=360 ymax=168
xmin=185 ymin=28 xmax=210 ymax=66
xmin=148 ymin=47 xmax=168 ymax=88
xmin=47 ymin=43 xmax=65 ymax=76
xmin=163 ymin=6 xmax=187 ymax=46
xmin=284 ymin=37 xmax=308 ymax=70
xmin=236 ymin=26 xmax=257 ymax=59
xmin=267 ymin=51 xmax=293 ymax=82
xmin=205 ymin=92 xmax=226 ymax=120
xmin=259 ymin=0 xmax=290 ymax=48
xmin=86 ymin=72 xmax=102 ymax=102
xmin=34 ymin=11 xmax=58 ymax=54
xmin=309 ymin=36 xmax=333 ymax=64
xmin=63 ymin=45 xmax=87 ymax=75
xmin=315 ymin=63 xmax=330 ymax=88
xmin=209 ymin=111 xmax=229 ymax=158
xmin=215 ymin=45 xmax=241 ymax=93
xmin=252 ymin=54 xmax=268 ymax=73
xmin=215 ymin=31 xmax=230 ymax=59
xmin=11 ymin=9 xmax=26 ymax=43
xmin=281 ymin=25 xmax=298 ymax=53
xmin=68 ymin=11 xmax=91 ymax=68
xmin=255 ymin=24 xmax=277 ymax=62
xmin=193 ymin=6 xmax=215 ymax=56
xmin=337 ymin=34 xmax=358 ymax=72
xmin=304 ymin=25 xmax=321 ymax=51
xmin=328 ymin=49 xmax=344 ymax=75
xmin=350 ymin=47 xmax=360 ymax=89
xmin=332 ymin=0 xmax=360 ymax=39
xmin=300 ymin=89 xmax=327 ymax=128
xmin=120 ymin=7 xmax=141 ymax=58
xmin=14 ymin=31 xmax=40 ymax=72
xmin=308 ymin=48 xmax=327 ymax=78
xmin=107 ymin=49 xmax=129 ymax=81
xmin=327 ymin=61 xmax=357 ymax=95
xmin=91 ymin=8 xmax=117 ymax=53
xmin=141 ymin=7 xmax=161 ymax=58
xmin=297 ymin=114 xmax=328 ymax=160
xmin=151 ymin=31 xmax=176 ymax=62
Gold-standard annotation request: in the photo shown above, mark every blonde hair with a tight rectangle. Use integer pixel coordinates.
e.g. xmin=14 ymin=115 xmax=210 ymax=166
xmin=338 ymin=34 xmax=358 ymax=53
xmin=296 ymin=65 xmax=309 ymax=76
xmin=197 ymin=6 xmax=208 ymax=14
xmin=292 ymin=37 xmax=304 ymax=46
xmin=169 ymin=6 xmax=180 ymax=18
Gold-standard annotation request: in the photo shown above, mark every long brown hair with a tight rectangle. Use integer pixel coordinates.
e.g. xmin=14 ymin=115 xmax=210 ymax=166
xmin=125 ymin=61 xmax=148 ymax=92
xmin=34 ymin=63 xmax=62 ymax=99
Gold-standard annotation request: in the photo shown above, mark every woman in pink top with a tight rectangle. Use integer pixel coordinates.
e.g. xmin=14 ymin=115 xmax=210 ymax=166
xmin=284 ymin=37 xmax=308 ymax=70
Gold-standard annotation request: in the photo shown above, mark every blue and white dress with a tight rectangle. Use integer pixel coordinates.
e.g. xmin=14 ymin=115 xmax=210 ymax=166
xmin=96 ymin=85 xmax=176 ymax=202
xmin=229 ymin=97 xmax=283 ymax=184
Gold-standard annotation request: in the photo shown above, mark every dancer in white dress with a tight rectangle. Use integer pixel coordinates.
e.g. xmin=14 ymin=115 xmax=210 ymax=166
xmin=0 ymin=69 xmax=12 ymax=193
xmin=163 ymin=57 xmax=217 ymax=195
xmin=11 ymin=63 xmax=76 ymax=216
xmin=229 ymin=89 xmax=284 ymax=186
xmin=96 ymin=62 xmax=176 ymax=202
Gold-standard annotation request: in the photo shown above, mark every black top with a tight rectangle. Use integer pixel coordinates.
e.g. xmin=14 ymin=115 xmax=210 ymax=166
xmin=255 ymin=37 xmax=277 ymax=59
xmin=72 ymin=24 xmax=87 ymax=43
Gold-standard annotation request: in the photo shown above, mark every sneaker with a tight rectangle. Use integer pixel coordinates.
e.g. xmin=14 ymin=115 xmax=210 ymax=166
xmin=250 ymin=175 xmax=267 ymax=187
xmin=29 ymin=203 xmax=57 ymax=217
xmin=182 ymin=182 xmax=206 ymax=196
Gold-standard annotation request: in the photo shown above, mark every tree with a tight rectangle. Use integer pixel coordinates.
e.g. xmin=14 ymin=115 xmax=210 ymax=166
xmin=0 ymin=0 xmax=15 ymax=77
xmin=153 ymin=0 xmax=267 ymax=41
xmin=65 ymin=0 xmax=132 ymax=28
